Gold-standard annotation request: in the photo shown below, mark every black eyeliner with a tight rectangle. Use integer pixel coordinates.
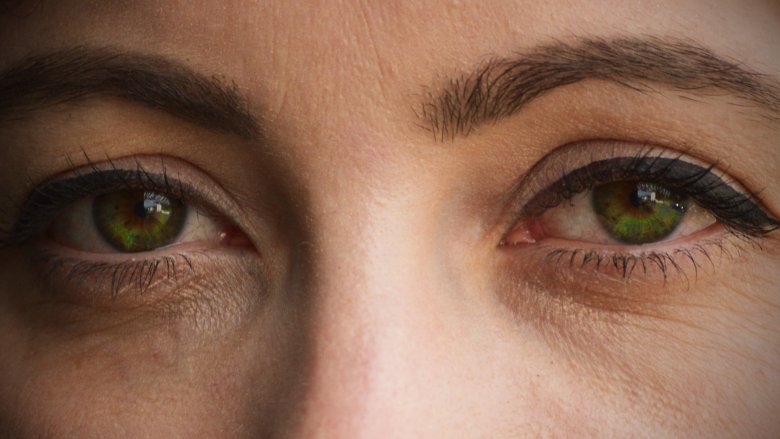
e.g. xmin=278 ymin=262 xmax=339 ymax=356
xmin=0 ymin=165 xmax=190 ymax=248
xmin=522 ymin=154 xmax=780 ymax=237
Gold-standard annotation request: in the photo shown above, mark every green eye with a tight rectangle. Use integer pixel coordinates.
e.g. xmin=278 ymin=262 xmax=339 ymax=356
xmin=592 ymin=181 xmax=689 ymax=244
xmin=93 ymin=190 xmax=187 ymax=253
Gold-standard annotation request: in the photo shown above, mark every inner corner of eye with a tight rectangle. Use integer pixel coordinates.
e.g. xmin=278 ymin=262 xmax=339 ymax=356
xmin=502 ymin=217 xmax=546 ymax=247
xmin=216 ymin=225 xmax=253 ymax=249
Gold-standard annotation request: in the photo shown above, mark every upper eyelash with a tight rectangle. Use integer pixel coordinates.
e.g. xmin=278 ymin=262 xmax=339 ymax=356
xmin=0 ymin=161 xmax=198 ymax=248
xmin=520 ymin=152 xmax=780 ymax=237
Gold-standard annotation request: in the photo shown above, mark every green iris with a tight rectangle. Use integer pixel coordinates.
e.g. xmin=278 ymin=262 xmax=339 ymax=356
xmin=93 ymin=190 xmax=187 ymax=252
xmin=593 ymin=182 xmax=688 ymax=244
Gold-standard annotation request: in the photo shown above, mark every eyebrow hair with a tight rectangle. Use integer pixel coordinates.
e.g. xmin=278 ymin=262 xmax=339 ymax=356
xmin=420 ymin=37 xmax=780 ymax=140
xmin=0 ymin=47 xmax=261 ymax=139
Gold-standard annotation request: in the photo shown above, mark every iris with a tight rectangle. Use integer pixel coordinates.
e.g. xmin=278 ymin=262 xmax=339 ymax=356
xmin=593 ymin=182 xmax=688 ymax=244
xmin=93 ymin=190 xmax=186 ymax=252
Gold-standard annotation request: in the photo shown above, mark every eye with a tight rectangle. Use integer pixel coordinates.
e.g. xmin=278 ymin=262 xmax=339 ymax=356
xmin=50 ymin=189 xmax=224 ymax=253
xmin=0 ymin=157 xmax=255 ymax=299
xmin=500 ymin=145 xmax=780 ymax=280
xmin=520 ymin=181 xmax=716 ymax=246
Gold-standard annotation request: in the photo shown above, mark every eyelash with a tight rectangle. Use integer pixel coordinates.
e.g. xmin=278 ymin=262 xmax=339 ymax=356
xmin=0 ymin=159 xmax=218 ymax=297
xmin=2 ymin=150 xmax=778 ymax=297
xmin=508 ymin=150 xmax=780 ymax=282
xmin=0 ymin=159 xmax=215 ymax=246
xmin=37 ymin=250 xmax=197 ymax=298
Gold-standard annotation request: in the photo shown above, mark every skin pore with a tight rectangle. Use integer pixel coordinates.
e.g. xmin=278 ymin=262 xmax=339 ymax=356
xmin=0 ymin=0 xmax=779 ymax=437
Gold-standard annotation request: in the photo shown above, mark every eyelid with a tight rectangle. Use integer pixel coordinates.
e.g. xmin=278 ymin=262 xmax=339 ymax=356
xmin=502 ymin=141 xmax=780 ymax=239
xmin=0 ymin=156 xmax=261 ymax=300
xmin=0 ymin=156 xmax=247 ymax=250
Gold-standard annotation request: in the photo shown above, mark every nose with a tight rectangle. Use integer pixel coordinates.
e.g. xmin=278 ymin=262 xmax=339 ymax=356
xmin=279 ymin=191 xmax=491 ymax=438
xmin=291 ymin=219 xmax=442 ymax=437
xmin=263 ymin=135 xmax=562 ymax=438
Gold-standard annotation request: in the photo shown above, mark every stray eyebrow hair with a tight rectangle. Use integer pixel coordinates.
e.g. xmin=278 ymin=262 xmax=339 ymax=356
xmin=420 ymin=37 xmax=780 ymax=140
xmin=0 ymin=47 xmax=261 ymax=139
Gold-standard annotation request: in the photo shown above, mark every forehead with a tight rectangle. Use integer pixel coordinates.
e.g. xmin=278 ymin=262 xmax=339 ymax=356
xmin=0 ymin=0 xmax=777 ymax=146
xmin=1 ymin=0 xmax=777 ymax=78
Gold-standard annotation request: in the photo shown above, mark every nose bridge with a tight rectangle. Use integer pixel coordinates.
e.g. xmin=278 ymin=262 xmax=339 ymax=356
xmin=287 ymin=180 xmax=446 ymax=437
xmin=295 ymin=220 xmax=412 ymax=435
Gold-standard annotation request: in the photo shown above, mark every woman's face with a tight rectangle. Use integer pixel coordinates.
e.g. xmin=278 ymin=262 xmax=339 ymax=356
xmin=0 ymin=0 xmax=778 ymax=437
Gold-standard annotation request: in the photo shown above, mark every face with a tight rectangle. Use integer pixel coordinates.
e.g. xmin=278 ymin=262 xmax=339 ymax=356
xmin=0 ymin=0 xmax=779 ymax=437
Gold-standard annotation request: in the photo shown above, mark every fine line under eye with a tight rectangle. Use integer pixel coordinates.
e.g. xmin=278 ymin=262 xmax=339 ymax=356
xmin=521 ymin=155 xmax=780 ymax=238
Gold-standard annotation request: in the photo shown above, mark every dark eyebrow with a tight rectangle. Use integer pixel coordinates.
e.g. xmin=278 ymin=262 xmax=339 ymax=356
xmin=0 ymin=47 xmax=261 ymax=139
xmin=420 ymin=37 xmax=780 ymax=140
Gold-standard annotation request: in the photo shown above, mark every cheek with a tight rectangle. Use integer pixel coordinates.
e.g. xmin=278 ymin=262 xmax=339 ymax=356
xmin=0 ymin=250 xmax=282 ymax=436
xmin=0 ymin=314 xmax=281 ymax=437
xmin=491 ymin=238 xmax=780 ymax=436
xmin=625 ymin=314 xmax=780 ymax=436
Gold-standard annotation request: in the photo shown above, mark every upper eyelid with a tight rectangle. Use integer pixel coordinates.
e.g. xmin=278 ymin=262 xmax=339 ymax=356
xmin=504 ymin=143 xmax=780 ymax=237
xmin=522 ymin=156 xmax=718 ymax=214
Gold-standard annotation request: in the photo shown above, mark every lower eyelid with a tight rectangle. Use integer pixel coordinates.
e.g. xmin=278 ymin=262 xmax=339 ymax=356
xmin=506 ymin=222 xmax=727 ymax=255
xmin=29 ymin=242 xmax=258 ymax=304
xmin=9 ymin=248 xmax=269 ymax=335
xmin=500 ymin=222 xmax=733 ymax=286
xmin=37 ymin=236 xmax=240 ymax=266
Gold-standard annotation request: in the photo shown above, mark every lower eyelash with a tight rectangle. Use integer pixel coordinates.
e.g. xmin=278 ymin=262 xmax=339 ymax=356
xmin=545 ymin=247 xmax=705 ymax=284
xmin=39 ymin=251 xmax=195 ymax=298
xmin=532 ymin=229 xmax=759 ymax=285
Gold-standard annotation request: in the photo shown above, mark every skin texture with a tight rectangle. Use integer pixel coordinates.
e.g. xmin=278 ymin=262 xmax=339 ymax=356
xmin=0 ymin=0 xmax=779 ymax=437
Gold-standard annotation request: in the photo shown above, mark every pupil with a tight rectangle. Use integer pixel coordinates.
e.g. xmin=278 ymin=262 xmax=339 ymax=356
xmin=133 ymin=200 xmax=150 ymax=219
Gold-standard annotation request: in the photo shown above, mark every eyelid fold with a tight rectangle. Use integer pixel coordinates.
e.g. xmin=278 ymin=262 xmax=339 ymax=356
xmin=502 ymin=141 xmax=780 ymax=241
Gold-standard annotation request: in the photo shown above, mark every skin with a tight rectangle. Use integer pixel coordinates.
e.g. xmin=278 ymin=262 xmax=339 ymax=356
xmin=0 ymin=0 xmax=779 ymax=437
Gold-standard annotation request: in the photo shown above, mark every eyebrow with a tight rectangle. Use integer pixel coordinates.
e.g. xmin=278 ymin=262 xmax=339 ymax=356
xmin=0 ymin=47 xmax=261 ymax=139
xmin=420 ymin=37 xmax=780 ymax=140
